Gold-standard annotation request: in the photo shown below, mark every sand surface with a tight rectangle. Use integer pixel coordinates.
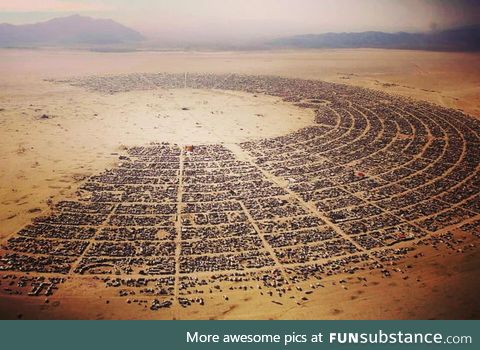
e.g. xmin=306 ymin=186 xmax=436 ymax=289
xmin=0 ymin=48 xmax=479 ymax=319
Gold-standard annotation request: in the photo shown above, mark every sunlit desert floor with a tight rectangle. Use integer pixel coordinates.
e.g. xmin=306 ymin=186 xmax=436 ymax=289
xmin=0 ymin=48 xmax=479 ymax=319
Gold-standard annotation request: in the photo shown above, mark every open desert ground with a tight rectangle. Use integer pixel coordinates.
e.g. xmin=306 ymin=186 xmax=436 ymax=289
xmin=0 ymin=48 xmax=479 ymax=319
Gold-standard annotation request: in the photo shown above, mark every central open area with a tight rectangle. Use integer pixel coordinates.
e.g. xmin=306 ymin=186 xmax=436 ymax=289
xmin=0 ymin=82 xmax=312 ymax=238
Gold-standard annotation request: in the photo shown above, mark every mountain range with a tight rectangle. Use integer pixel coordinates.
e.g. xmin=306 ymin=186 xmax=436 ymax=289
xmin=269 ymin=25 xmax=480 ymax=51
xmin=0 ymin=15 xmax=478 ymax=51
xmin=0 ymin=15 xmax=144 ymax=47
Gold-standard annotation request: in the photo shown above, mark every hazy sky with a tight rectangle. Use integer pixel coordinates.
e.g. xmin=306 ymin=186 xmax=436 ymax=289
xmin=0 ymin=0 xmax=479 ymax=42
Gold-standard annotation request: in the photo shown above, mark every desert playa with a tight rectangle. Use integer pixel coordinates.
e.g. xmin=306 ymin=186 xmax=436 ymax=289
xmin=0 ymin=48 xmax=479 ymax=320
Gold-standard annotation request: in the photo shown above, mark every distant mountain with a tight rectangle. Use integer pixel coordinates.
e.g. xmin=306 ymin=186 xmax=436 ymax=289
xmin=269 ymin=25 xmax=480 ymax=51
xmin=0 ymin=15 xmax=144 ymax=47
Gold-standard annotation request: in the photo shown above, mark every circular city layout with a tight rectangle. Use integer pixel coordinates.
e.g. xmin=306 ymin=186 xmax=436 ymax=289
xmin=1 ymin=73 xmax=479 ymax=316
